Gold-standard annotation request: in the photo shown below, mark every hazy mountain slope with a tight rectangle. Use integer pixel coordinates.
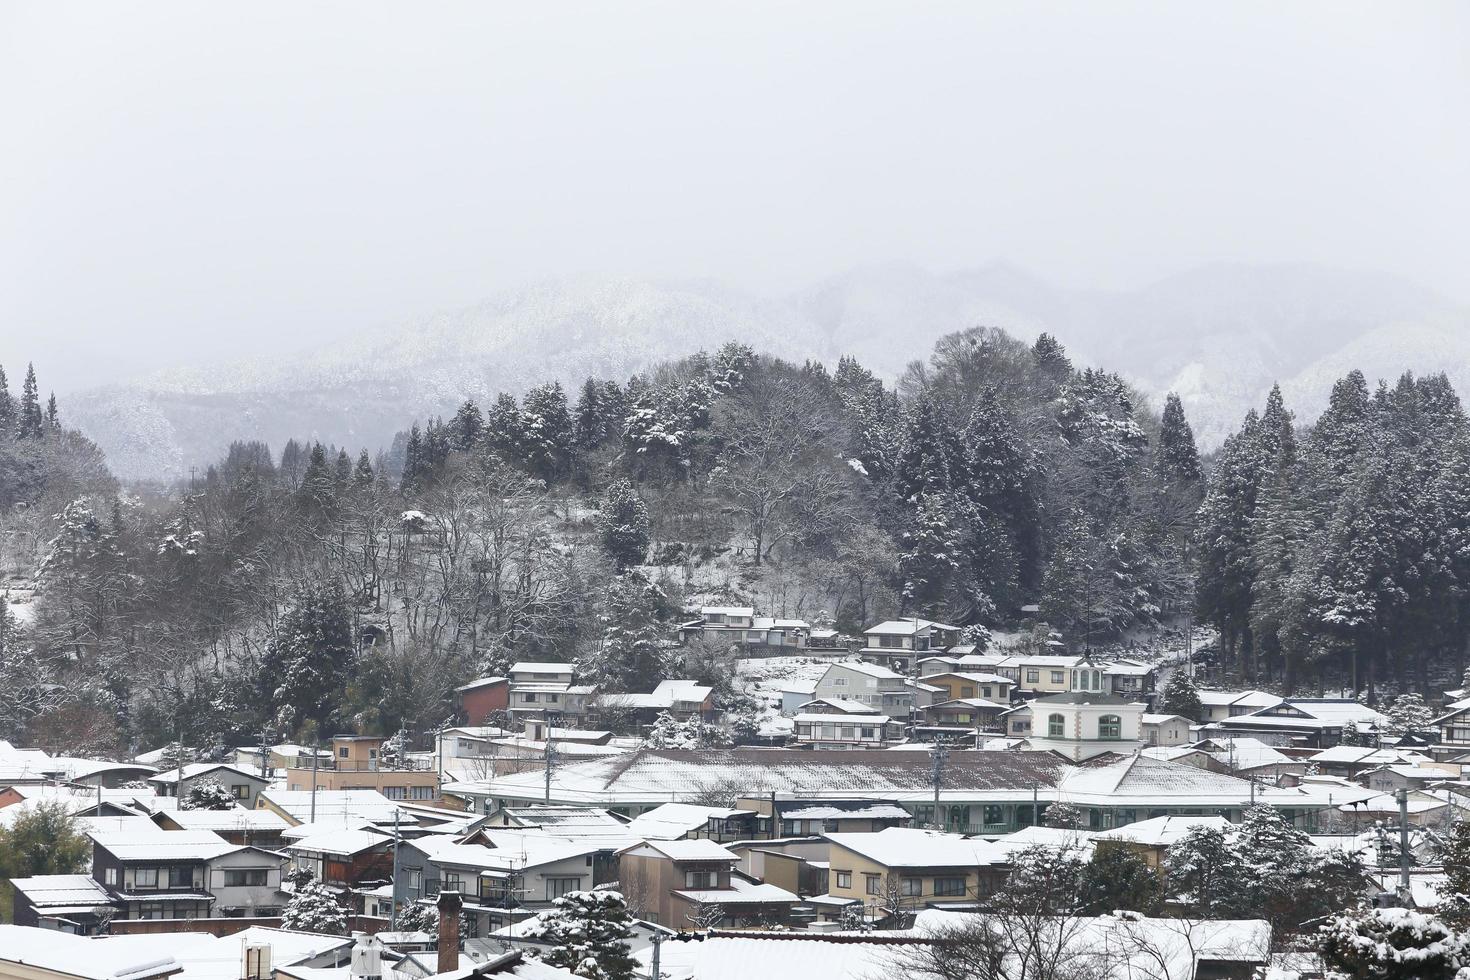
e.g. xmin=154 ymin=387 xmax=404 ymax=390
xmin=67 ymin=265 xmax=1462 ymax=481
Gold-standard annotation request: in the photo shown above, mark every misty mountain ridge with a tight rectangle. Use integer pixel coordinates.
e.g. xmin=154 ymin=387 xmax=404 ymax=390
xmin=67 ymin=263 xmax=1466 ymax=480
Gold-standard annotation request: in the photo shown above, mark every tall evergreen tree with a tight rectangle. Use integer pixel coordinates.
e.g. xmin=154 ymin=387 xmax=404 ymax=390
xmin=1157 ymin=392 xmax=1202 ymax=484
xmin=596 ymin=479 xmax=650 ymax=571
xmin=0 ymin=364 xmax=14 ymax=435
xmin=44 ymin=392 xmax=58 ymax=430
xmin=16 ymin=363 xmax=43 ymax=439
xmin=260 ymin=581 xmax=355 ymax=735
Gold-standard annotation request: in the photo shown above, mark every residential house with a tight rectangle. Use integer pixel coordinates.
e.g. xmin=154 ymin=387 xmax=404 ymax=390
xmin=1431 ymin=696 xmax=1470 ymax=760
xmin=924 ymin=672 xmax=1015 ymax=704
xmin=623 ymin=802 xmax=760 ymax=842
xmin=814 ymin=661 xmax=917 ymax=718
xmin=1195 ymin=690 xmax=1285 ymax=723
xmin=778 ymin=680 xmax=818 ymax=716
xmin=823 ymin=828 xmax=1007 ymax=917
xmin=860 ymin=620 xmax=959 ymax=672
xmin=1102 ymin=660 xmax=1158 ymax=701
xmin=205 ymin=846 xmax=289 ymax=917
xmin=507 ymin=661 xmax=577 ymax=719
xmin=284 ymin=827 xmax=395 ymax=893
xmin=1362 ymin=764 xmax=1458 ymax=794
xmin=1304 ymin=746 xmax=1436 ymax=780
xmin=256 ymin=788 xmax=407 ymax=829
xmin=1200 ymin=698 xmax=1387 ymax=748
xmin=918 ymin=698 xmax=1011 ymax=740
xmin=677 ymin=606 xmax=814 ymax=651
xmin=151 ymin=806 xmax=291 ymax=849
xmin=792 ymin=701 xmax=903 ymax=750
xmin=595 ymin=679 xmax=718 ymax=726
xmin=1141 ymin=713 xmax=1193 ymax=747
xmin=232 ymin=743 xmax=331 ymax=778
xmin=617 ymin=838 xmax=799 ymax=928
xmin=996 ymin=655 xmax=1089 ymax=696
xmin=9 ymin=875 xmax=114 ymax=933
xmin=741 ymin=799 xmax=912 ymax=837
xmin=1095 ymin=815 xmax=1233 ymax=871
xmin=457 ymin=677 xmax=511 ymax=726
xmin=916 ymin=652 xmax=1008 ymax=678
xmin=394 ymin=831 xmax=606 ymax=934
xmin=1015 ymin=693 xmax=1147 ymax=761
xmin=90 ymin=829 xmax=261 ymax=920
xmin=284 ymin=734 xmax=440 ymax=802
xmin=146 ymin=763 xmax=269 ymax=808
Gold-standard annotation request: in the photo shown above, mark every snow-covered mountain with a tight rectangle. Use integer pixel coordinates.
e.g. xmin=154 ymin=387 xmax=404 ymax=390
xmin=67 ymin=264 xmax=1464 ymax=481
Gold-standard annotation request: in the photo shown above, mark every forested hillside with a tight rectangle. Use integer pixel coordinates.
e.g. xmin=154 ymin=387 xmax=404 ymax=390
xmin=3 ymin=327 xmax=1467 ymax=760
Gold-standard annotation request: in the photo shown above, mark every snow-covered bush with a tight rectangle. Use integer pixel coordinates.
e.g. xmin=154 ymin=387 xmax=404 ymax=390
xmin=1317 ymin=907 xmax=1466 ymax=979
xmin=281 ymin=880 xmax=347 ymax=935
xmin=180 ymin=778 xmax=235 ymax=810
xmin=522 ymin=890 xmax=637 ymax=980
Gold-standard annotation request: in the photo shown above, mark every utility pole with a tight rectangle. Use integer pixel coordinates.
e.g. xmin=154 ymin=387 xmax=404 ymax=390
xmin=390 ymin=808 xmax=402 ymax=929
xmin=1397 ymin=789 xmax=1411 ymax=894
xmin=650 ymin=930 xmax=663 ymax=980
xmin=930 ymin=744 xmax=949 ymax=829
xmin=543 ymin=730 xmax=557 ymax=805
xmin=310 ymin=735 xmax=321 ymax=824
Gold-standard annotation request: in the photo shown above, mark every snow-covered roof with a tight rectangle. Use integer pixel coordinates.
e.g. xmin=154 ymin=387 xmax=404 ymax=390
xmin=146 ymin=762 xmax=267 ymax=785
xmin=0 ymin=924 xmax=184 ymax=980
xmin=864 ymin=619 xmax=957 ymax=635
xmin=1196 ymin=689 xmax=1283 ymax=708
xmin=284 ymin=827 xmax=392 ymax=856
xmin=824 ymin=661 xmax=904 ymax=680
xmin=259 ymin=788 xmax=403 ymax=824
xmin=89 ymin=828 xmax=238 ymax=861
xmin=794 ymin=713 xmax=891 ymax=725
xmin=598 ymin=680 xmax=713 ymax=710
xmin=674 ymin=875 xmax=798 ymax=905
xmin=752 ymin=617 xmax=810 ymax=630
xmin=1057 ymin=754 xmax=1313 ymax=808
xmin=825 ymin=827 xmax=1006 ymax=867
xmin=926 ymin=698 xmax=1010 ymax=712
xmin=779 ymin=680 xmax=818 ymax=695
xmin=468 ymin=748 xmax=1073 ymax=806
xmin=702 ymin=606 xmax=755 ymax=617
xmin=1306 ymin=746 xmax=1433 ymax=766
xmin=1100 ymin=814 xmax=1232 ymax=847
xmin=781 ymin=802 xmax=910 ymax=821
xmin=156 ymin=806 xmax=292 ymax=832
xmin=637 ymin=838 xmax=739 ymax=862
xmin=987 ymin=825 xmax=1096 ymax=859
xmin=510 ymin=661 xmax=575 ymax=674
xmin=456 ymin=676 xmax=508 ymax=692
xmin=623 ymin=803 xmax=755 ymax=840
xmin=799 ymin=697 xmax=884 ymax=715
xmin=8 ymin=874 xmax=112 ymax=909
xmin=1140 ymin=713 xmax=1190 ymax=725
xmin=928 ymin=671 xmax=1013 ymax=685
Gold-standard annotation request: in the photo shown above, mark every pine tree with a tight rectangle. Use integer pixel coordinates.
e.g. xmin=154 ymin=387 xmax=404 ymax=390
xmin=521 ymin=382 xmax=575 ymax=481
xmin=484 ymin=393 xmax=527 ymax=463
xmin=0 ymin=364 xmax=14 ymax=435
xmin=574 ymin=379 xmax=605 ymax=450
xmin=450 ymin=399 xmax=484 ymax=450
xmin=16 ymin=363 xmax=43 ymax=439
xmin=1031 ymin=332 xmax=1073 ymax=385
xmin=524 ymin=890 xmax=638 ymax=980
xmin=596 ymin=479 xmax=650 ymax=571
xmin=44 ymin=392 xmax=58 ymax=430
xmin=1157 ymin=393 xmax=1201 ymax=484
xmin=1160 ymin=670 xmax=1203 ymax=721
xmin=1318 ymin=908 xmax=1464 ymax=980
xmin=583 ymin=574 xmax=665 ymax=693
xmin=260 ymin=581 xmax=355 ymax=735
xmin=180 ymin=778 xmax=236 ymax=810
xmin=281 ymin=880 xmax=347 ymax=935
xmin=1079 ymin=844 xmax=1162 ymax=915
xmin=400 ymin=424 xmax=425 ymax=491
xmin=353 ymin=449 xmax=375 ymax=489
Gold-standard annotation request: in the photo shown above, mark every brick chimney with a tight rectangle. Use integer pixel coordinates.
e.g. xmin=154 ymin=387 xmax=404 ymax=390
xmin=437 ymin=889 xmax=462 ymax=974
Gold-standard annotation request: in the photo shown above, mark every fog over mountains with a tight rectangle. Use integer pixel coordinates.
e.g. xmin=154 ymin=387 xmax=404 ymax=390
xmin=67 ymin=263 xmax=1468 ymax=481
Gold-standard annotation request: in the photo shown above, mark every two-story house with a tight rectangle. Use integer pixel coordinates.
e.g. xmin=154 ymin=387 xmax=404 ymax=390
xmin=923 ymin=672 xmax=1015 ymax=704
xmin=617 ymin=838 xmax=798 ymax=928
xmin=994 ymin=655 xmax=1089 ymax=696
xmin=919 ymin=698 xmax=1011 ymax=738
xmin=456 ymin=677 xmax=510 ymax=726
xmin=678 ymin=607 xmax=812 ymax=651
xmin=283 ymin=827 xmax=395 ymax=894
xmin=1012 ymin=693 xmax=1146 ymax=761
xmin=823 ymin=828 xmax=1007 ymax=921
xmin=814 ymin=661 xmax=916 ymax=718
xmin=860 ymin=620 xmax=959 ymax=672
xmin=151 ymin=805 xmax=291 ymax=850
xmin=595 ymin=679 xmax=718 ymax=726
xmin=285 ymin=734 xmax=440 ymax=803
xmin=395 ymin=832 xmax=606 ymax=935
xmin=146 ymin=763 xmax=270 ymax=808
xmin=792 ymin=703 xmax=903 ymax=750
xmin=507 ymin=662 xmax=578 ymax=720
xmin=90 ymin=829 xmax=282 ymax=920
xmin=1102 ymin=660 xmax=1158 ymax=701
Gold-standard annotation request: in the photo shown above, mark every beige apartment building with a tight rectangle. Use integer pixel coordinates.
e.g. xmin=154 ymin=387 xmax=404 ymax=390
xmin=284 ymin=734 xmax=440 ymax=802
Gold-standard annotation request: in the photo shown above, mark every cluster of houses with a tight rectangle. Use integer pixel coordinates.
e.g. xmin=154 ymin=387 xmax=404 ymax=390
xmin=7 ymin=609 xmax=1470 ymax=979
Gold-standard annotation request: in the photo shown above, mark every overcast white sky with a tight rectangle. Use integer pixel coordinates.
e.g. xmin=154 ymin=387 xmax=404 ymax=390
xmin=2 ymin=1 xmax=1468 ymax=393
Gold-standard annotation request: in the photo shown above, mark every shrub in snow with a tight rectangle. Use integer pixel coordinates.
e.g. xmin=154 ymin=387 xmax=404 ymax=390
xmin=641 ymin=710 xmax=731 ymax=750
xmin=180 ymin=778 xmax=235 ymax=810
xmin=522 ymin=890 xmax=637 ymax=980
xmin=281 ymin=880 xmax=347 ymax=935
xmin=1041 ymin=801 xmax=1083 ymax=830
xmin=1317 ymin=907 xmax=1466 ymax=979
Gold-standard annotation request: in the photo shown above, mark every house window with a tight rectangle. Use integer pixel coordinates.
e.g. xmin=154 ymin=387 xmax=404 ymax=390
xmin=861 ymin=727 xmax=876 ymax=738
xmin=880 ymin=636 xmax=903 ymax=648
xmin=902 ymin=877 xmax=923 ymax=896
xmin=232 ymin=784 xmax=250 ymax=799
xmin=1051 ymin=671 xmax=1065 ymax=684
xmin=134 ymin=868 xmax=159 ymax=889
xmin=982 ymin=687 xmax=992 ymax=698
xmin=409 ymin=869 xmax=422 ymax=894
xmin=684 ymin=870 xmax=715 ymax=889
xmin=410 ymin=786 xmax=436 ymax=800
xmin=1048 ymin=714 xmax=1065 ymax=737
xmin=1099 ymin=715 xmax=1122 ymax=740
xmin=523 ymin=692 xmax=538 ymax=703
xmin=104 ymin=867 xmax=118 ymax=886
xmin=961 ymin=686 xmax=974 ymax=698
xmin=443 ymin=873 xmax=462 ymax=892
xmin=865 ymin=875 xmax=881 ymax=895
xmin=223 ymin=869 xmax=269 ymax=887
xmin=169 ymin=866 xmax=194 ymax=888
xmin=840 ymin=727 xmax=855 ymax=739
xmin=1026 ymin=669 xmax=1040 ymax=683
xmin=983 ymin=805 xmax=1004 ymax=827
xmin=835 ymin=871 xmax=852 ymax=889
xmin=934 ymin=877 xmax=966 ymax=897
xmin=339 ymin=747 xmax=350 ymax=758
xmin=546 ymin=877 xmax=582 ymax=900
xmin=382 ymin=786 xmax=408 ymax=800
xmin=139 ymin=903 xmax=164 ymax=920
xmin=834 ymin=677 xmax=848 ymax=687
